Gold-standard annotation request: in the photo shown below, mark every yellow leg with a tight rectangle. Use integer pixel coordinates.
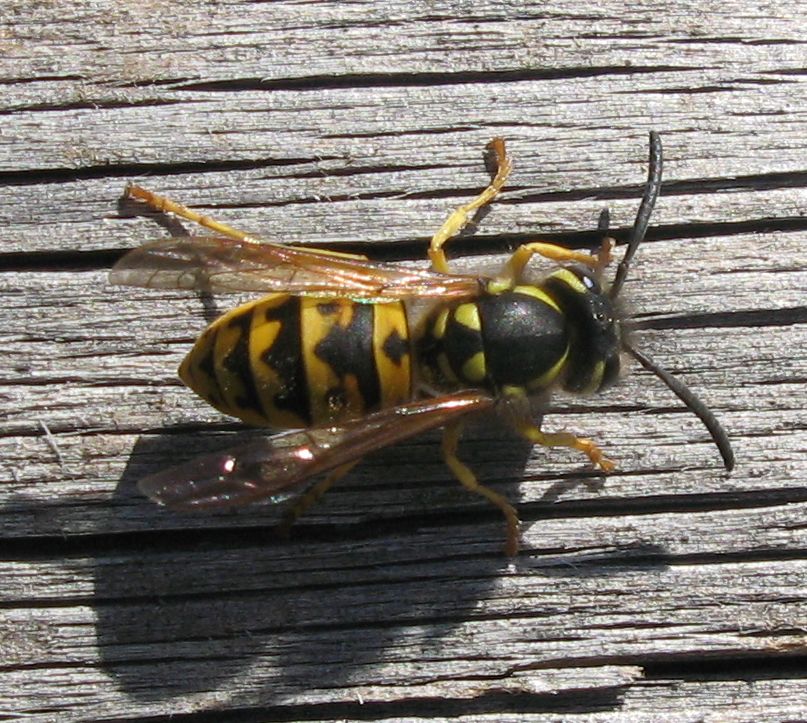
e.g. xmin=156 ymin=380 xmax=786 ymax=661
xmin=442 ymin=421 xmax=520 ymax=556
xmin=492 ymin=218 xmax=617 ymax=290
xmin=125 ymin=184 xmax=369 ymax=260
xmin=277 ymin=460 xmax=360 ymax=538
xmin=428 ymin=137 xmax=512 ymax=274
xmin=595 ymin=236 xmax=615 ymax=274
xmin=125 ymin=184 xmax=258 ymax=242
xmin=515 ymin=419 xmax=616 ymax=472
xmin=497 ymin=236 xmax=616 ymax=286
xmin=497 ymin=242 xmax=599 ymax=284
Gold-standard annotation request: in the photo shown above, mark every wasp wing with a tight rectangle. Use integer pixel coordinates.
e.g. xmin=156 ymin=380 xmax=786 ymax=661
xmin=138 ymin=391 xmax=496 ymax=511
xmin=110 ymin=236 xmax=481 ymax=301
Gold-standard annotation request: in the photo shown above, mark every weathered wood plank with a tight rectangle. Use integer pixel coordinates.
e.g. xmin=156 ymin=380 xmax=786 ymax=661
xmin=1 ymin=0 xmax=806 ymax=720
xmin=2 ymin=0 xmax=805 ymax=98
xmin=4 ymin=171 xmax=807 ymax=255
xmin=4 ymin=79 xmax=805 ymax=175
xmin=0 ymin=554 xmax=804 ymax=717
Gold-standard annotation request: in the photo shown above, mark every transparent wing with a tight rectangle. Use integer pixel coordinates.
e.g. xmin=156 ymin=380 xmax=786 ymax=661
xmin=110 ymin=236 xmax=482 ymax=301
xmin=138 ymin=391 xmax=496 ymax=511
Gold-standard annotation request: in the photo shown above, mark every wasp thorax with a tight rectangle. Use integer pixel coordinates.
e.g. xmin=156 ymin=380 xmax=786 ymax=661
xmin=418 ymin=267 xmax=622 ymax=399
xmin=417 ymin=284 xmax=571 ymax=395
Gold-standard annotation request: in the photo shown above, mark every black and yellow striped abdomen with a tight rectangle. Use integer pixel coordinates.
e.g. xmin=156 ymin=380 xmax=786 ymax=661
xmin=179 ymin=294 xmax=412 ymax=428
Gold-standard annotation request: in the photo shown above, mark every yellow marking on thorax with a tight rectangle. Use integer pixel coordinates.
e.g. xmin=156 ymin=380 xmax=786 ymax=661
xmin=432 ymin=308 xmax=450 ymax=339
xmin=485 ymin=277 xmax=513 ymax=295
xmin=548 ymin=268 xmax=587 ymax=295
xmin=461 ymin=352 xmax=487 ymax=383
xmin=526 ymin=344 xmax=569 ymax=392
xmin=511 ymin=284 xmax=562 ymax=311
xmin=454 ymin=302 xmax=482 ymax=331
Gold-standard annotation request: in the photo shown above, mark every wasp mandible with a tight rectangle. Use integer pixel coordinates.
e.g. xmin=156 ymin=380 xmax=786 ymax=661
xmin=112 ymin=133 xmax=734 ymax=555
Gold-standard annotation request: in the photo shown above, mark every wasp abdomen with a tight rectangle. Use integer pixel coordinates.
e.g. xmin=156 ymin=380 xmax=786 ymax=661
xmin=179 ymin=294 xmax=412 ymax=428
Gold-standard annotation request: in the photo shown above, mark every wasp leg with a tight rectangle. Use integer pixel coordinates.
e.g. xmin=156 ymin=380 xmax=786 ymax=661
xmin=124 ymin=184 xmax=369 ymax=259
xmin=125 ymin=184 xmax=260 ymax=242
xmin=277 ymin=460 xmax=361 ymax=538
xmin=515 ymin=418 xmax=616 ymax=472
xmin=595 ymin=236 xmax=615 ymax=275
xmin=442 ymin=420 xmax=520 ymax=556
xmin=428 ymin=138 xmax=512 ymax=274
xmin=497 ymin=237 xmax=614 ymax=286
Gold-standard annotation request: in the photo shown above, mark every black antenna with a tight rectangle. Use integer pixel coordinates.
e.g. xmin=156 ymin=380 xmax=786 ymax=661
xmin=613 ymin=132 xmax=733 ymax=470
xmin=610 ymin=131 xmax=663 ymax=299
xmin=597 ymin=207 xmax=611 ymax=235
xmin=625 ymin=344 xmax=734 ymax=470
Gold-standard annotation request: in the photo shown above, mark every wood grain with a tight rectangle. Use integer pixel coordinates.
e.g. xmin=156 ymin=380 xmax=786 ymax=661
xmin=1 ymin=1 xmax=806 ymax=720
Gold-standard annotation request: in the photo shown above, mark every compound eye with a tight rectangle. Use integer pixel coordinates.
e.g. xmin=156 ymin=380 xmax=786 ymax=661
xmin=574 ymin=267 xmax=601 ymax=294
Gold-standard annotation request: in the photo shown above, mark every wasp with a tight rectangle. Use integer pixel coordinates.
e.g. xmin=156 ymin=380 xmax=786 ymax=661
xmin=111 ymin=133 xmax=734 ymax=555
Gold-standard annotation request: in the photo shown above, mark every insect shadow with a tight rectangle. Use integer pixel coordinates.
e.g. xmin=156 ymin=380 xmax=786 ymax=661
xmin=82 ymin=417 xmax=670 ymax=704
xmin=93 ymin=421 xmax=528 ymax=700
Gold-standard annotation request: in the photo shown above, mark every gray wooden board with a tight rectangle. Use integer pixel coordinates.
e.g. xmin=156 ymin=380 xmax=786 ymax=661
xmin=1 ymin=1 xmax=806 ymax=721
